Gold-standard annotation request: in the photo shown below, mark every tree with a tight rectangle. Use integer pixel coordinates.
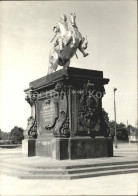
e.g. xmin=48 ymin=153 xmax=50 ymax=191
xmin=0 ymin=130 xmax=10 ymax=140
xmin=9 ymin=126 xmax=24 ymax=144
xmin=117 ymin=128 xmax=128 ymax=140
xmin=109 ymin=121 xmax=128 ymax=140
xmin=117 ymin=122 xmax=126 ymax=130
xmin=128 ymin=125 xmax=138 ymax=138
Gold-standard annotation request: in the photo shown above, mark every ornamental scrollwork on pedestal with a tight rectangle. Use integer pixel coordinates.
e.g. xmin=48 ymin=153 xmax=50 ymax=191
xmin=24 ymin=88 xmax=38 ymax=139
xmin=60 ymin=115 xmax=70 ymax=137
xmin=24 ymin=116 xmax=37 ymax=139
xmin=76 ymin=80 xmax=108 ymax=137
xmin=77 ymin=81 xmax=99 ymax=134
xmin=55 ymin=81 xmax=69 ymax=98
xmin=25 ymin=88 xmax=38 ymax=106
xmin=51 ymin=81 xmax=70 ymax=137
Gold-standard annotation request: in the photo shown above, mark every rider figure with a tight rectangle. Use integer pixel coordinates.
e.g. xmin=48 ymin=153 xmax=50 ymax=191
xmin=51 ymin=13 xmax=88 ymax=57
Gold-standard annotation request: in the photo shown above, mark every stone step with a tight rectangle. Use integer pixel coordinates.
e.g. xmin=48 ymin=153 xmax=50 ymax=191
xmin=66 ymin=163 xmax=138 ymax=175
xmin=0 ymin=161 xmax=137 ymax=179
xmin=28 ymin=163 xmax=138 ymax=175
xmin=0 ymin=166 xmax=30 ymax=179
xmin=59 ymin=160 xmax=138 ymax=170
xmin=0 ymin=162 xmax=33 ymax=175
xmin=0 ymin=162 xmax=67 ymax=175
xmin=19 ymin=168 xmax=138 ymax=180
xmin=0 ymin=159 xmax=138 ymax=172
xmin=1 ymin=158 xmax=138 ymax=169
xmin=70 ymin=168 xmax=138 ymax=180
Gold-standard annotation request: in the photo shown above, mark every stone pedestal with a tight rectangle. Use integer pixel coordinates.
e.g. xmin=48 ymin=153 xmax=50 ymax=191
xmin=22 ymin=137 xmax=113 ymax=160
xmin=22 ymin=139 xmax=36 ymax=157
xmin=23 ymin=67 xmax=113 ymax=159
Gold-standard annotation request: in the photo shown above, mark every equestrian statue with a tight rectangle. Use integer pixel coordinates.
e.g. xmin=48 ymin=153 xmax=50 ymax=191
xmin=47 ymin=13 xmax=89 ymax=74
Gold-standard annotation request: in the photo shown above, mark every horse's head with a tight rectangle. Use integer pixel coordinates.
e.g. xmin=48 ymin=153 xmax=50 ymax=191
xmin=69 ymin=13 xmax=77 ymax=28
xmin=60 ymin=14 xmax=67 ymax=22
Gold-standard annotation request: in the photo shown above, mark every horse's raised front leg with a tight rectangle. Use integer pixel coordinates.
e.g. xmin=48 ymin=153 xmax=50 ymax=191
xmin=78 ymin=45 xmax=89 ymax=57
xmin=82 ymin=35 xmax=88 ymax=50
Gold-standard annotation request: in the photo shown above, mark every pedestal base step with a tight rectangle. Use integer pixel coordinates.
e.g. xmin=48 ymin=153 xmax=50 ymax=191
xmin=0 ymin=159 xmax=138 ymax=180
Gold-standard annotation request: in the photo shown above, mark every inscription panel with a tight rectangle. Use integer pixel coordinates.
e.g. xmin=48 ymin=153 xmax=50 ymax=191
xmin=37 ymin=99 xmax=58 ymax=137
xmin=40 ymin=101 xmax=56 ymax=127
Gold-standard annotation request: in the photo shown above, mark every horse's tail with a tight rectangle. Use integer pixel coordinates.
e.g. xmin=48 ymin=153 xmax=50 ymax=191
xmin=47 ymin=48 xmax=59 ymax=74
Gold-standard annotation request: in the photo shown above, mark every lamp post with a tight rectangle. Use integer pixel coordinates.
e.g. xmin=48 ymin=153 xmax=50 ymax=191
xmin=113 ymin=88 xmax=117 ymax=148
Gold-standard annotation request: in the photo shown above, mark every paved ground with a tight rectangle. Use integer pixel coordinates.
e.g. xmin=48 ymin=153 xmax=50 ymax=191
xmin=0 ymin=142 xmax=138 ymax=196
xmin=0 ymin=172 xmax=137 ymax=195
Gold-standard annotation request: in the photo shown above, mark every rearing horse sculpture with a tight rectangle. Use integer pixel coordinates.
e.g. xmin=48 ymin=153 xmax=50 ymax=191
xmin=47 ymin=13 xmax=89 ymax=75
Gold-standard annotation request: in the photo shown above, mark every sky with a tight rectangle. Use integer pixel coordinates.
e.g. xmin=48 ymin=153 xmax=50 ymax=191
xmin=0 ymin=0 xmax=137 ymax=132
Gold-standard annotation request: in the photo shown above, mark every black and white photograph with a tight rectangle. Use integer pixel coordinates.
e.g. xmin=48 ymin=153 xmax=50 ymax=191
xmin=0 ymin=0 xmax=137 ymax=195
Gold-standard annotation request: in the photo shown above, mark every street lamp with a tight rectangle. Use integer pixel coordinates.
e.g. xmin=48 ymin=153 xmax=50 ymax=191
xmin=113 ymin=88 xmax=117 ymax=148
